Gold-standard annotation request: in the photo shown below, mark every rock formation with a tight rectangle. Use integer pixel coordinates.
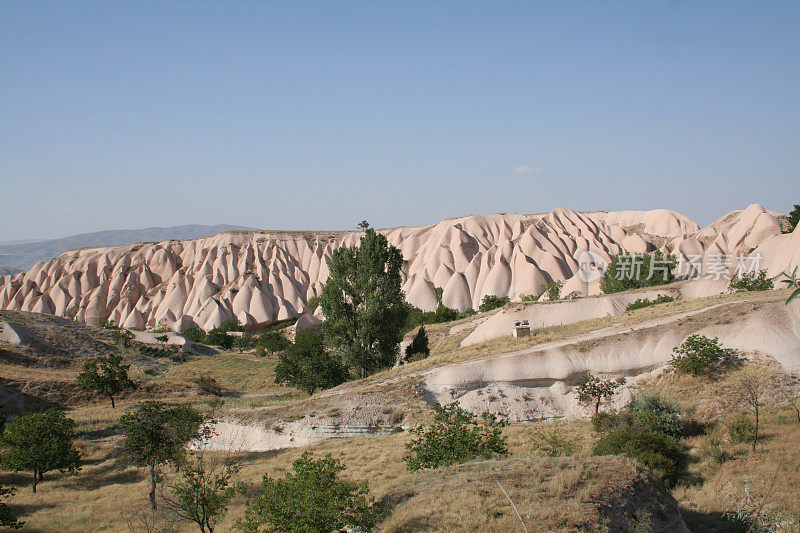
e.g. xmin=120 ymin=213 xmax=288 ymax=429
xmin=0 ymin=204 xmax=792 ymax=331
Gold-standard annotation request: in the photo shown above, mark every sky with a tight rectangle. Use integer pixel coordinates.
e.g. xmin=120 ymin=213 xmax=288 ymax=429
xmin=1 ymin=1 xmax=798 ymax=241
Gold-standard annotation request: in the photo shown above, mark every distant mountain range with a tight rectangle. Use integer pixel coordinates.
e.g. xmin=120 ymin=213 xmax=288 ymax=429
xmin=0 ymin=224 xmax=252 ymax=271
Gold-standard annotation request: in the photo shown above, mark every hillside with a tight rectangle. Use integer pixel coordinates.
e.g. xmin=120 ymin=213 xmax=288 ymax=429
xmin=0 ymin=204 xmax=794 ymax=333
xmin=0 ymin=224 xmax=251 ymax=271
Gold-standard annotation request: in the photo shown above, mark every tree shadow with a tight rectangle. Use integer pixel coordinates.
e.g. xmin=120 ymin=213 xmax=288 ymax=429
xmin=680 ymin=507 xmax=748 ymax=532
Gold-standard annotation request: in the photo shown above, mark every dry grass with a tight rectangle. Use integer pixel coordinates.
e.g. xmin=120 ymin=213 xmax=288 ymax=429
xmin=163 ymin=351 xmax=293 ymax=395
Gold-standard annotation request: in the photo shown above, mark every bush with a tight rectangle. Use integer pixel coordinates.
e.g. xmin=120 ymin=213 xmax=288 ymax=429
xmin=182 ymin=326 xmax=206 ymax=343
xmin=403 ymin=403 xmax=508 ymax=471
xmin=625 ymin=294 xmax=676 ymax=312
xmin=405 ymin=326 xmax=430 ymax=362
xmin=239 ymin=451 xmax=382 ymax=533
xmin=478 ymin=295 xmax=510 ymax=313
xmin=194 ymin=376 xmax=224 ymax=397
xmin=405 ymin=303 xmax=475 ymax=328
xmin=257 ymin=331 xmax=291 ymax=356
xmin=593 ymin=426 xmax=685 ymax=487
xmin=669 ymin=335 xmax=726 ymax=375
xmin=728 ymin=270 xmax=774 ymax=292
xmin=601 ymin=252 xmax=677 ymax=294
xmin=540 ymin=280 xmax=563 ymax=301
xmin=218 ymin=318 xmax=243 ymax=332
xmin=205 ymin=328 xmax=234 ymax=349
xmin=274 ymin=330 xmax=349 ymax=395
xmin=235 ymin=332 xmax=255 ymax=352
xmin=728 ymin=415 xmax=756 ymax=444
xmin=627 ymin=393 xmax=685 ymax=437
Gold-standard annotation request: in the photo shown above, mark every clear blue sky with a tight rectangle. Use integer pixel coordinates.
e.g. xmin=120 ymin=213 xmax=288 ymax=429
xmin=1 ymin=1 xmax=798 ymax=240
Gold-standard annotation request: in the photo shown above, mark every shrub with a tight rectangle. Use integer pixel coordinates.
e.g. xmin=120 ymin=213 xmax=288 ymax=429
xmin=182 ymin=326 xmax=207 ymax=343
xmin=540 ymin=280 xmax=563 ymax=301
xmin=669 ymin=334 xmax=725 ymax=375
xmin=706 ymin=435 xmax=729 ymax=464
xmin=235 ymin=332 xmax=255 ymax=352
xmin=787 ymin=204 xmax=800 ymax=232
xmin=257 ymin=331 xmax=291 ymax=356
xmin=601 ymin=252 xmax=677 ymax=294
xmin=274 ymin=330 xmax=349 ymax=395
xmin=593 ymin=426 xmax=685 ymax=487
xmin=728 ymin=415 xmax=756 ymax=444
xmin=0 ymin=484 xmax=23 ymax=529
xmin=627 ymin=393 xmax=685 ymax=437
xmin=194 ymin=375 xmax=225 ymax=397
xmin=625 ymin=294 xmax=676 ymax=312
xmin=478 ymin=295 xmax=510 ymax=313
xmin=728 ymin=270 xmax=774 ymax=292
xmin=306 ymin=295 xmax=320 ymax=311
xmin=404 ymin=403 xmax=508 ymax=471
xmin=405 ymin=326 xmax=430 ymax=362
xmin=405 ymin=303 xmax=474 ymax=328
xmin=205 ymin=328 xmax=234 ymax=350
xmin=218 ymin=318 xmax=243 ymax=333
xmin=111 ymin=328 xmax=134 ymax=347
xmin=238 ymin=452 xmax=382 ymax=533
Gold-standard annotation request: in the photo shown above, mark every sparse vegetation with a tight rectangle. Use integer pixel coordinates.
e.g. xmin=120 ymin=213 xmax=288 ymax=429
xmin=625 ymin=294 xmax=675 ymax=312
xmin=600 ymin=252 xmax=677 ymax=294
xmin=729 ymin=269 xmax=774 ymax=292
xmin=239 ymin=451 xmax=382 ymax=533
xmin=404 ymin=403 xmax=509 ymax=471
xmin=478 ymin=294 xmax=510 ymax=312
xmin=540 ymin=280 xmax=563 ymax=301
xmin=0 ymin=409 xmax=81 ymax=493
xmin=669 ymin=334 xmax=726 ymax=375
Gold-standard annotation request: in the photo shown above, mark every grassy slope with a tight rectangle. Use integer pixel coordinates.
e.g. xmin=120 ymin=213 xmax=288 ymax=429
xmin=1 ymin=289 xmax=799 ymax=530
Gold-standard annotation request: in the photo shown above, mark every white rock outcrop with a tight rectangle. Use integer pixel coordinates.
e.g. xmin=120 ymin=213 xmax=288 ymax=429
xmin=0 ymin=205 xmax=791 ymax=331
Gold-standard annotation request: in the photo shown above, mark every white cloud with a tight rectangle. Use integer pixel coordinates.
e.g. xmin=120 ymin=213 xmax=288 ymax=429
xmin=512 ymin=163 xmax=542 ymax=175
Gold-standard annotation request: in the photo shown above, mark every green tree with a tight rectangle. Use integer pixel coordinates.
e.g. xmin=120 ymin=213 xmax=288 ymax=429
xmin=77 ymin=353 xmax=136 ymax=408
xmin=0 ymin=409 xmax=81 ymax=493
xmin=235 ymin=332 xmax=255 ymax=352
xmin=0 ymin=484 xmax=23 ymax=529
xmin=669 ymin=334 xmax=725 ymax=375
xmin=320 ymin=227 xmax=408 ymax=377
xmin=404 ymin=403 xmax=509 ymax=471
xmin=478 ymin=294 xmax=510 ymax=312
xmin=257 ymin=331 xmax=291 ymax=356
xmin=120 ymin=401 xmax=204 ymax=510
xmin=405 ymin=326 xmax=430 ymax=362
xmin=238 ymin=451 xmax=381 ymax=533
xmin=161 ymin=437 xmax=243 ymax=533
xmin=600 ymin=252 xmax=677 ymax=294
xmin=787 ymin=204 xmax=800 ymax=232
xmin=274 ymin=330 xmax=348 ymax=395
xmin=576 ymin=375 xmax=625 ymax=414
